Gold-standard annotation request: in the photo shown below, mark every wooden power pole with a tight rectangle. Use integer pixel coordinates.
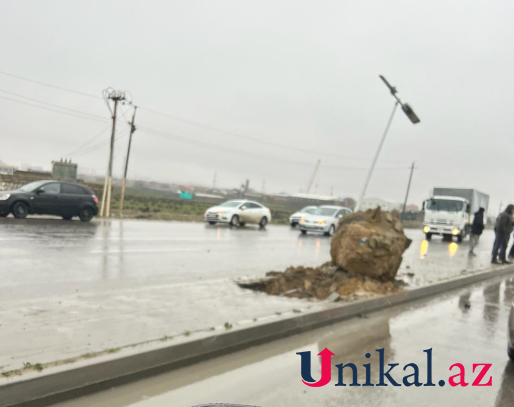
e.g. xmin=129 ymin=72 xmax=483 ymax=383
xmin=119 ymin=106 xmax=137 ymax=217
xmin=100 ymin=88 xmax=126 ymax=218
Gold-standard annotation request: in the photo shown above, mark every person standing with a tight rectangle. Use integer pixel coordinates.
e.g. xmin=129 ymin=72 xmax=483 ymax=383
xmin=492 ymin=204 xmax=514 ymax=264
xmin=469 ymin=207 xmax=485 ymax=256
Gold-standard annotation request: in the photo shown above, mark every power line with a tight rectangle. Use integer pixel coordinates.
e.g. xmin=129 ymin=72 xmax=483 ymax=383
xmin=70 ymin=128 xmax=129 ymax=158
xmin=139 ymin=106 xmax=373 ymax=161
xmin=0 ymin=70 xmax=101 ymax=100
xmin=65 ymin=126 xmax=111 ymax=157
xmin=0 ymin=95 xmax=109 ymax=123
xmin=0 ymin=88 xmax=107 ymax=120
xmin=138 ymin=125 xmax=410 ymax=172
xmin=0 ymin=69 xmax=409 ymax=163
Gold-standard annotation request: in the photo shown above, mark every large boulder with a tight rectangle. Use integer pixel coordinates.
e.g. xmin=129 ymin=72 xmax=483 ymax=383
xmin=330 ymin=207 xmax=412 ymax=281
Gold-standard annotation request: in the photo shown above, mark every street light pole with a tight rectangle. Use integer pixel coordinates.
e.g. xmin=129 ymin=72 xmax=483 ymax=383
xmin=355 ymin=102 xmax=399 ymax=212
xmin=355 ymin=75 xmax=420 ymax=212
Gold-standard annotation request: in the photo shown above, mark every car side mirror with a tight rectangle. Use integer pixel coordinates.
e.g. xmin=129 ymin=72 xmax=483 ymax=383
xmin=240 ymin=207 xmax=245 ymax=211
xmin=36 ymin=189 xmax=45 ymax=194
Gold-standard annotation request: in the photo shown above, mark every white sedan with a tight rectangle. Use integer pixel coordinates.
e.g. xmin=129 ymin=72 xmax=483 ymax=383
xmin=204 ymin=200 xmax=272 ymax=228
xmin=289 ymin=206 xmax=317 ymax=227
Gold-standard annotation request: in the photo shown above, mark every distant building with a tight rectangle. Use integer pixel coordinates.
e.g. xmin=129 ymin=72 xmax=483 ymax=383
xmin=360 ymin=197 xmax=402 ymax=212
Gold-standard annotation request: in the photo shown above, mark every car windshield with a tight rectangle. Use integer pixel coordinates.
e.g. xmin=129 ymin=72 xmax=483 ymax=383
xmin=220 ymin=201 xmax=243 ymax=208
xmin=313 ymin=207 xmax=338 ymax=217
xmin=301 ymin=207 xmax=317 ymax=214
xmin=18 ymin=181 xmax=48 ymax=192
xmin=426 ymin=199 xmax=464 ymax=212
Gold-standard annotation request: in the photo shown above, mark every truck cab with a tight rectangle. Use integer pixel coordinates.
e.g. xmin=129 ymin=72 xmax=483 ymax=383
xmin=422 ymin=195 xmax=471 ymax=242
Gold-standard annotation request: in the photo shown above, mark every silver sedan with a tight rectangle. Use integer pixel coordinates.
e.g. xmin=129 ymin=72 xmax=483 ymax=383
xmin=298 ymin=205 xmax=352 ymax=236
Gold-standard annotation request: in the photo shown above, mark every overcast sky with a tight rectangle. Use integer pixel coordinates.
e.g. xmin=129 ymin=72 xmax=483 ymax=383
xmin=1 ymin=0 xmax=513 ymax=213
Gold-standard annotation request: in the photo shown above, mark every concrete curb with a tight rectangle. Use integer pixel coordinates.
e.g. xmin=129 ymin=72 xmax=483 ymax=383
xmin=3 ymin=264 xmax=514 ymax=407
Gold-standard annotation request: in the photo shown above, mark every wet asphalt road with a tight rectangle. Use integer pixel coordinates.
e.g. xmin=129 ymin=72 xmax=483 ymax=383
xmin=53 ymin=274 xmax=514 ymax=407
xmin=0 ymin=217 xmax=497 ymax=302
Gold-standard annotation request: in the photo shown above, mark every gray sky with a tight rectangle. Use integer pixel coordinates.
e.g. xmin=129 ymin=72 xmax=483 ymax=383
xmin=1 ymin=0 xmax=513 ymax=213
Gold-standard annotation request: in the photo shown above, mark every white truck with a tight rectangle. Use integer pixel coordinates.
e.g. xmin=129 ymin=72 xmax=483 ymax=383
xmin=422 ymin=188 xmax=489 ymax=242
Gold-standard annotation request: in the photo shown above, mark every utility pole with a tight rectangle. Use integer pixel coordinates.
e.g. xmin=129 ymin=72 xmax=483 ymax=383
xmin=119 ymin=106 xmax=137 ymax=217
xmin=402 ymin=161 xmax=416 ymax=215
xmin=306 ymin=159 xmax=321 ymax=194
xmin=100 ymin=88 xmax=126 ymax=218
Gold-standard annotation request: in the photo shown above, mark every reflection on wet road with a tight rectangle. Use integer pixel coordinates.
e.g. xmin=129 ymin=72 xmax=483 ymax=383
xmin=55 ymin=275 xmax=514 ymax=407
xmin=0 ymin=218 xmax=497 ymax=302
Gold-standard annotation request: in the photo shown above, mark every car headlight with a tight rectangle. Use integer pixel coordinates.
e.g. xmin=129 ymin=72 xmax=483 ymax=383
xmin=218 ymin=210 xmax=226 ymax=215
xmin=452 ymin=227 xmax=460 ymax=235
xmin=423 ymin=226 xmax=430 ymax=233
xmin=318 ymin=219 xmax=328 ymax=225
xmin=300 ymin=217 xmax=305 ymax=224
xmin=0 ymin=193 xmax=10 ymax=201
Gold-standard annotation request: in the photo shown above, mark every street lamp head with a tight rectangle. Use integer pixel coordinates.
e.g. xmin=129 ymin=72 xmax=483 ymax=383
xmin=401 ymin=103 xmax=420 ymax=124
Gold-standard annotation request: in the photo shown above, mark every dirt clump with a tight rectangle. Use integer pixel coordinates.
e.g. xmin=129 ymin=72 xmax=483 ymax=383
xmin=237 ymin=262 xmax=403 ymax=301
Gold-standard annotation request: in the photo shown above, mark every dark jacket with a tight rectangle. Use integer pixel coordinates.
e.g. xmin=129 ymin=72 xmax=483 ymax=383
xmin=471 ymin=210 xmax=485 ymax=235
xmin=495 ymin=205 xmax=514 ymax=235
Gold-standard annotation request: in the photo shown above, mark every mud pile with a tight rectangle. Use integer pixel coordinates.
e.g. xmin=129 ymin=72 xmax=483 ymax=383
xmin=330 ymin=207 xmax=412 ymax=281
xmin=238 ymin=263 xmax=404 ymax=301
xmin=238 ymin=207 xmax=411 ymax=301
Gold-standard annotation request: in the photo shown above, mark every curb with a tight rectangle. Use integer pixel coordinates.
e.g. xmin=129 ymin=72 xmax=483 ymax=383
xmin=2 ymin=264 xmax=514 ymax=407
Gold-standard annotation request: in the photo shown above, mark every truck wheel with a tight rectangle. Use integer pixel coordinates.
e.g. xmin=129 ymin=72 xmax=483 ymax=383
xmin=457 ymin=233 xmax=463 ymax=243
xmin=425 ymin=233 xmax=432 ymax=240
xmin=300 ymin=229 xmax=307 ymax=235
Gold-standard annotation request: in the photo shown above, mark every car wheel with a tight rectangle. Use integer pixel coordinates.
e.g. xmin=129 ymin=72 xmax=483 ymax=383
xmin=0 ymin=212 xmax=7 ymax=218
xmin=12 ymin=202 xmax=28 ymax=219
xmin=509 ymin=345 xmax=514 ymax=361
xmin=259 ymin=217 xmax=268 ymax=228
xmin=290 ymin=222 xmax=297 ymax=228
xmin=425 ymin=233 xmax=432 ymax=240
xmin=208 ymin=221 xmax=217 ymax=225
xmin=325 ymin=225 xmax=336 ymax=236
xmin=239 ymin=222 xmax=246 ymax=226
xmin=230 ymin=215 xmax=240 ymax=227
xmin=62 ymin=216 xmax=73 ymax=221
xmin=79 ymin=207 xmax=94 ymax=222
xmin=300 ymin=229 xmax=307 ymax=235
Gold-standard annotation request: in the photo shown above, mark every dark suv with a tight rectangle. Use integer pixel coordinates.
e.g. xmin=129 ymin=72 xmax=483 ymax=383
xmin=0 ymin=180 xmax=99 ymax=222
